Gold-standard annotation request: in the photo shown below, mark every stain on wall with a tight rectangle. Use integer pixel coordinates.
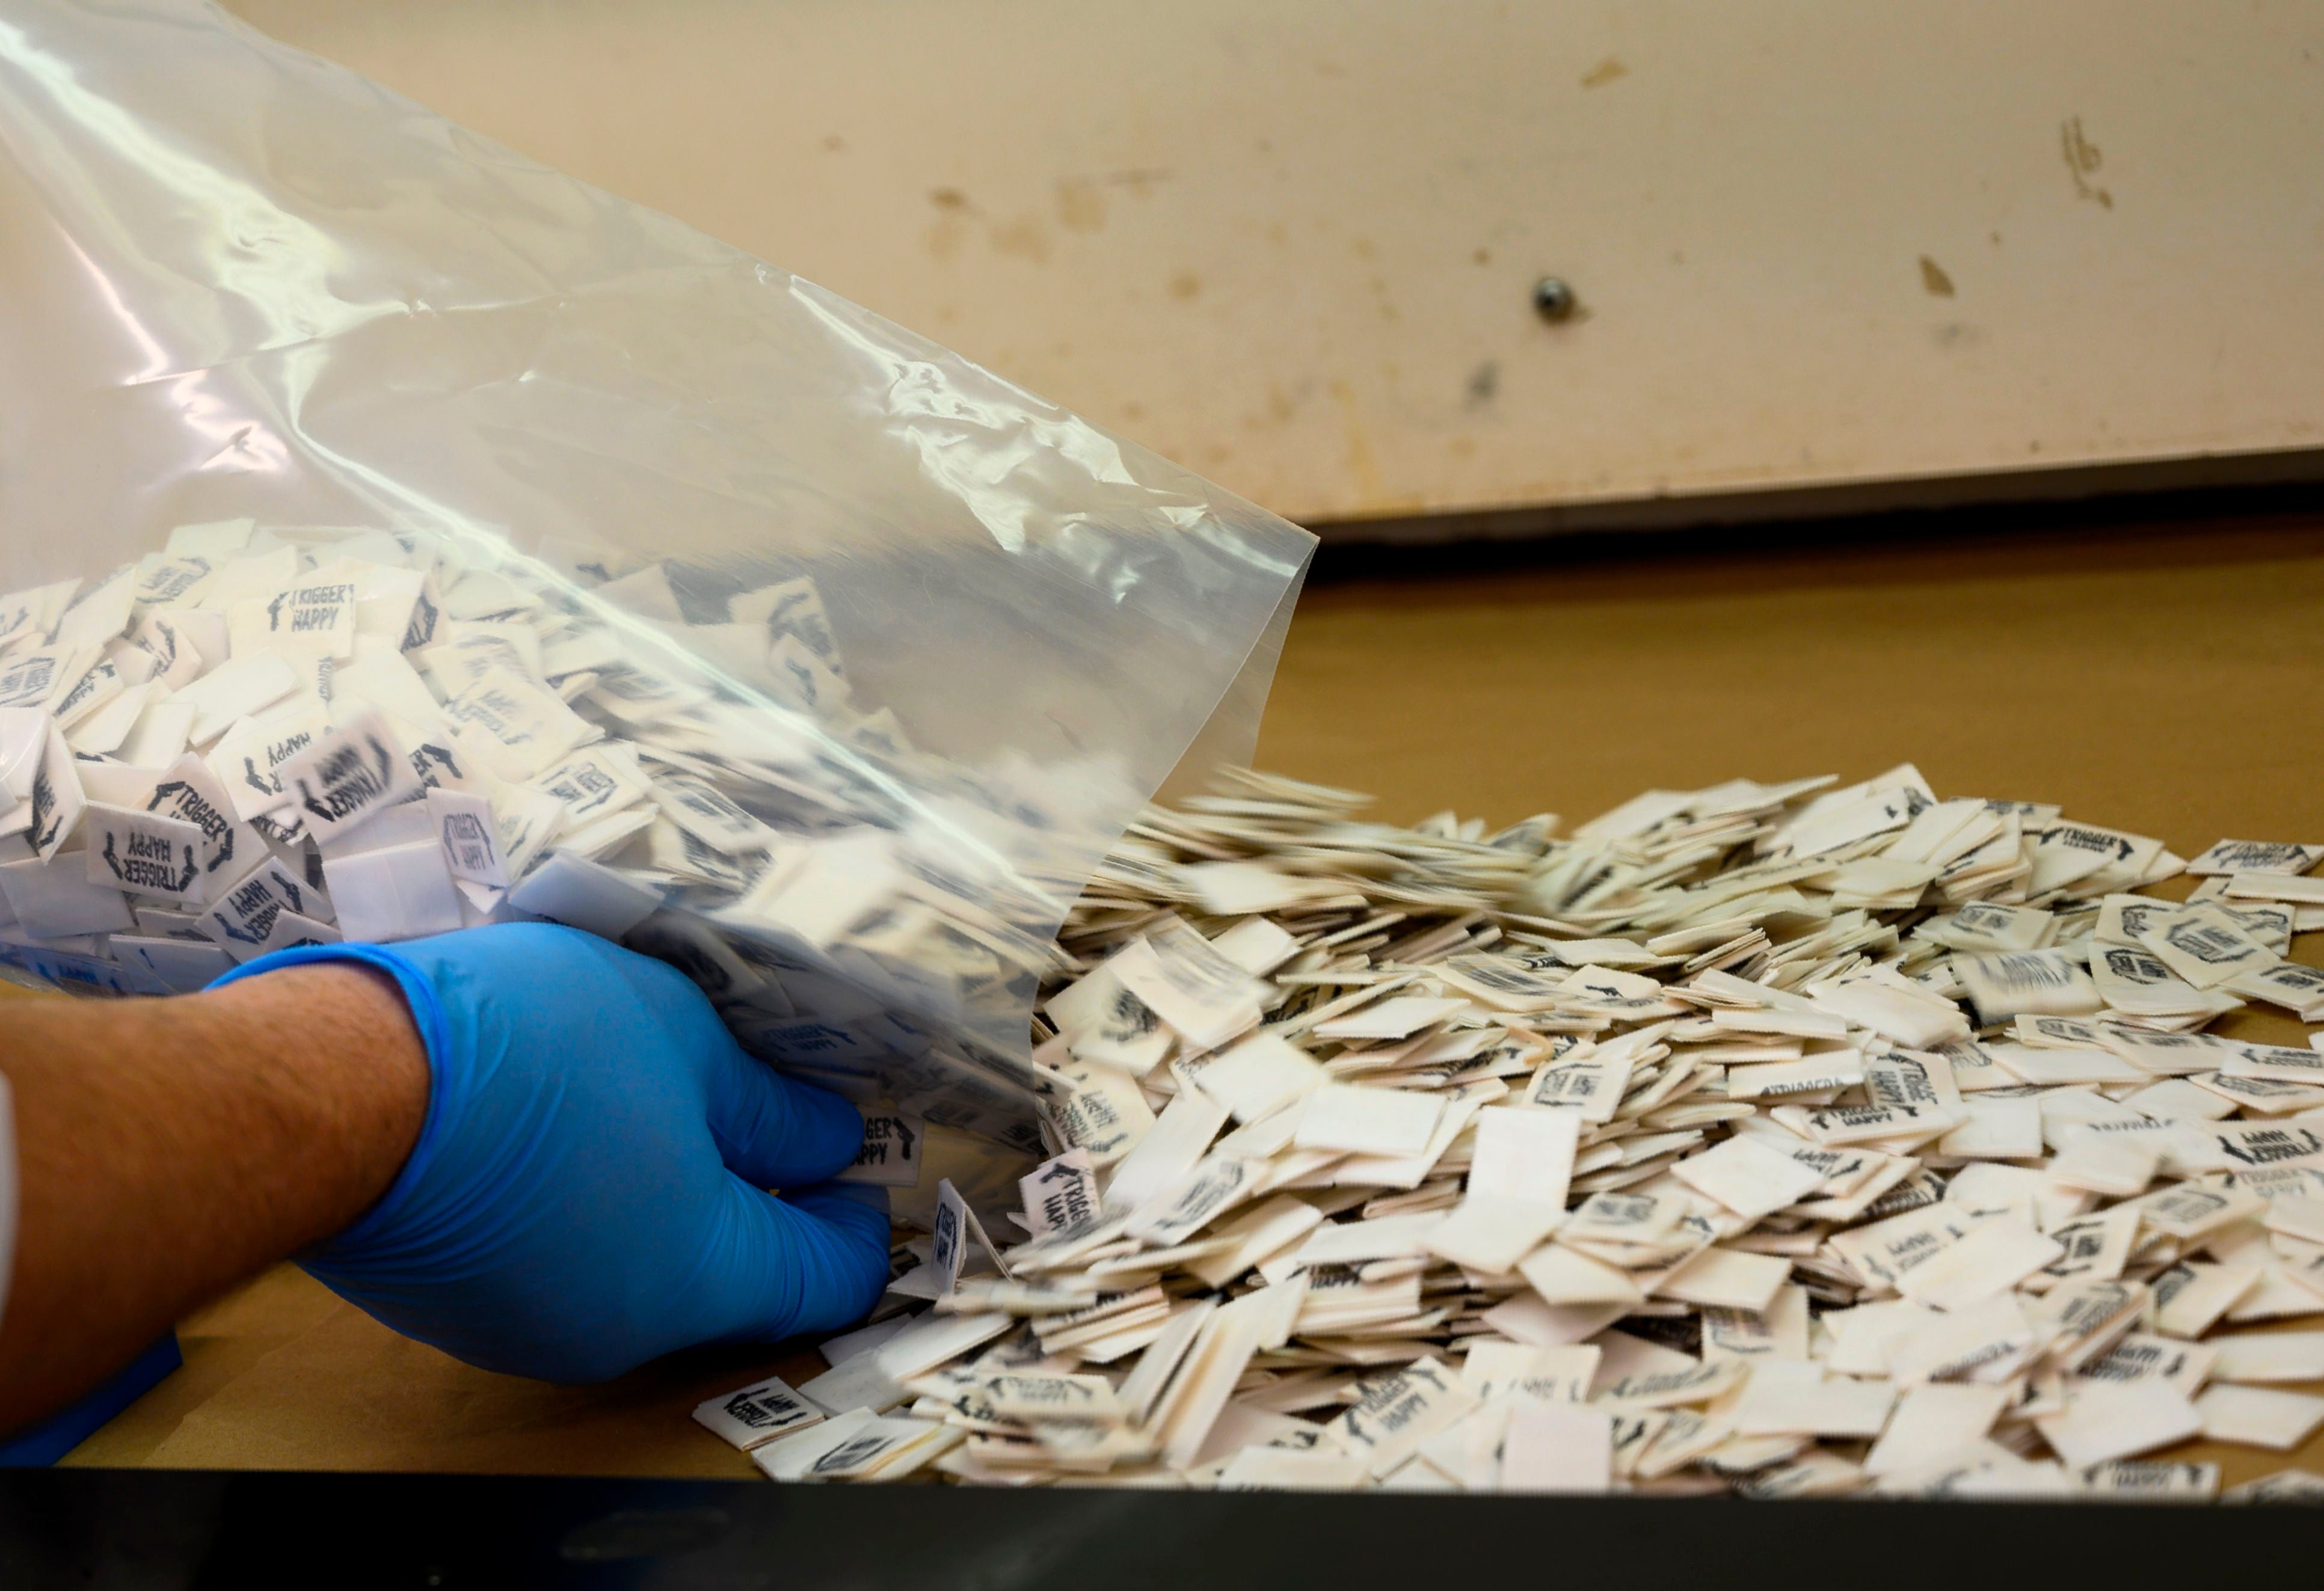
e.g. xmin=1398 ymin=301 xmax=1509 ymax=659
xmin=2061 ymin=116 xmax=2113 ymax=208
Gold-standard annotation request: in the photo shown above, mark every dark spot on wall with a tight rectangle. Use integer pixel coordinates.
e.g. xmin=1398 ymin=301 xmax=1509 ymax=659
xmin=992 ymin=215 xmax=1053 ymax=263
xmin=1056 ymin=179 xmax=1105 ymax=232
xmin=2061 ymin=117 xmax=2113 ymax=209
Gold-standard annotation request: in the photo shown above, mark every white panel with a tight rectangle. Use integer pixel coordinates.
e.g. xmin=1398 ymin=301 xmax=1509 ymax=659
xmin=224 ymin=1 xmax=2324 ymax=524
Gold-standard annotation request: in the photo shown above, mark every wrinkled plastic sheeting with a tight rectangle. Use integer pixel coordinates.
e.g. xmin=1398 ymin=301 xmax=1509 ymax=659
xmin=0 ymin=0 xmax=1314 ymax=1136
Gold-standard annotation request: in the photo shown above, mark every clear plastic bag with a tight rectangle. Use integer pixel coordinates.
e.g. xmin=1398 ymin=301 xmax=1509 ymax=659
xmin=0 ymin=0 xmax=1313 ymax=1147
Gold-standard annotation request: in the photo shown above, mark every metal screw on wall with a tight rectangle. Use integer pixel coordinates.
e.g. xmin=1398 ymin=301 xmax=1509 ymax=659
xmin=1532 ymin=277 xmax=1577 ymax=322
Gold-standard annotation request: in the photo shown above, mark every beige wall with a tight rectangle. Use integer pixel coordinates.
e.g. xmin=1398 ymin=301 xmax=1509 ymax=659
xmin=225 ymin=1 xmax=2324 ymax=527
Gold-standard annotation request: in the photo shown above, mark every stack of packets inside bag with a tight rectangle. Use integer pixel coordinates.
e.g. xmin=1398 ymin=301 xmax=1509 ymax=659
xmin=696 ymin=766 xmax=2324 ymax=1499
xmin=0 ymin=518 xmax=1135 ymax=1153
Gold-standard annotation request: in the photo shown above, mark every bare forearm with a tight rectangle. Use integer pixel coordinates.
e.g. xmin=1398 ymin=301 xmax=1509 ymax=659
xmin=0 ymin=966 xmax=427 ymax=1433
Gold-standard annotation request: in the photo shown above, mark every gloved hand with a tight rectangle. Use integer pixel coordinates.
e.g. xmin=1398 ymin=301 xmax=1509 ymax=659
xmin=212 ymin=922 xmax=890 ymax=1382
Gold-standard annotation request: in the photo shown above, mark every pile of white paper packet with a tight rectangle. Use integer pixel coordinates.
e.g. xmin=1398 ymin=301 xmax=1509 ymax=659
xmin=696 ymin=767 xmax=2324 ymax=1500
xmin=10 ymin=524 xmax=2324 ymax=1499
xmin=0 ymin=520 xmax=1100 ymax=1154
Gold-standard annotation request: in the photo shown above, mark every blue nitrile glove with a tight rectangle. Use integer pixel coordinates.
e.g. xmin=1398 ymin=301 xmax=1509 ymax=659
xmin=211 ymin=923 xmax=890 ymax=1382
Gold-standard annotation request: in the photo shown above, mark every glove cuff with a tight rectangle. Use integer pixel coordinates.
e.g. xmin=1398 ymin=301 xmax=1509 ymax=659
xmin=207 ymin=942 xmax=453 ymax=1253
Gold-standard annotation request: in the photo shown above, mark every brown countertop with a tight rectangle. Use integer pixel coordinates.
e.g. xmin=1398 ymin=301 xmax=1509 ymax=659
xmin=61 ymin=506 xmax=2324 ymax=1482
